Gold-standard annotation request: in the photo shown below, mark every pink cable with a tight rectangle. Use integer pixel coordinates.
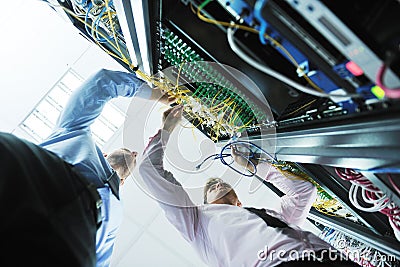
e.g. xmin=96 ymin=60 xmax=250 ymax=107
xmin=335 ymin=168 xmax=400 ymax=231
xmin=381 ymin=207 xmax=400 ymax=216
xmin=390 ymin=216 xmax=400 ymax=231
xmin=388 ymin=174 xmax=400 ymax=194
xmin=335 ymin=168 xmax=373 ymax=187
xmin=376 ymin=64 xmax=400 ymax=99
xmin=335 ymin=168 xmax=363 ymax=181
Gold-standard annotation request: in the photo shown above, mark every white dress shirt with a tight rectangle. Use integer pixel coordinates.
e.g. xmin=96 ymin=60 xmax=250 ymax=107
xmin=139 ymin=129 xmax=333 ymax=267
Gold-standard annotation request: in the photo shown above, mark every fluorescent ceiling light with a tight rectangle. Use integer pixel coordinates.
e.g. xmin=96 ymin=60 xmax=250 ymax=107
xmin=17 ymin=68 xmax=126 ymax=147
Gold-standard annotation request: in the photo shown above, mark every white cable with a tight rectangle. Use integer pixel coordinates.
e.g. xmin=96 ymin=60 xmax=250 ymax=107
xmin=226 ymin=27 xmax=361 ymax=99
xmin=345 ymin=171 xmax=400 ymax=243
xmin=360 ymin=187 xmax=389 ymax=207
xmin=71 ymin=0 xmax=87 ymax=17
xmin=356 ymin=182 xmax=381 ymax=192
xmin=349 ymin=184 xmax=389 ymax=212
xmin=389 ymin=215 xmax=400 ymax=241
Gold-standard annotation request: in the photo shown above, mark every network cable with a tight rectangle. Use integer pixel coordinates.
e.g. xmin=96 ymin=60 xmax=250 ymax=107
xmin=46 ymin=1 xmax=279 ymax=142
xmin=191 ymin=0 xmax=363 ymax=99
xmin=195 ymin=140 xmax=278 ymax=177
xmin=376 ymin=64 xmax=400 ymax=99
xmin=335 ymin=168 xmax=400 ymax=239
xmin=226 ymin=27 xmax=361 ymax=99
xmin=195 ymin=139 xmax=352 ymax=219
xmin=194 ymin=0 xmax=326 ymax=94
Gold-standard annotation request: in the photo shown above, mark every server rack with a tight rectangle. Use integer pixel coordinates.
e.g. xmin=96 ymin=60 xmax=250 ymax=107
xmin=47 ymin=0 xmax=400 ymax=263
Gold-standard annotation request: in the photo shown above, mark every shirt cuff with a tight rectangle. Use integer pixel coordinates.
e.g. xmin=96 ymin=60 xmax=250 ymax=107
xmin=135 ymin=82 xmax=152 ymax=100
xmin=143 ymin=129 xmax=171 ymax=154
xmin=159 ymin=129 xmax=171 ymax=146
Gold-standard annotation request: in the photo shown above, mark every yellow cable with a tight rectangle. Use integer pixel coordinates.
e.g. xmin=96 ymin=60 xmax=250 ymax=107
xmin=235 ymin=119 xmax=253 ymax=131
xmin=283 ymin=99 xmax=317 ymax=117
xmin=175 ymin=61 xmax=187 ymax=90
xmin=55 ymin=3 xmax=273 ymax=141
xmin=66 ymin=2 xmax=265 ymax=140
xmin=62 ymin=7 xmax=127 ymax=62
xmin=193 ymin=2 xmax=324 ymax=93
xmin=226 ymin=103 xmax=238 ymax=123
xmin=104 ymin=0 xmax=129 ymax=64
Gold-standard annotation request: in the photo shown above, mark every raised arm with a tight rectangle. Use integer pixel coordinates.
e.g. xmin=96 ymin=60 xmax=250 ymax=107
xmin=231 ymin=147 xmax=316 ymax=226
xmin=138 ymin=106 xmax=199 ymax=242
xmin=256 ymin=163 xmax=317 ymax=226
xmin=55 ymin=69 xmax=152 ymax=131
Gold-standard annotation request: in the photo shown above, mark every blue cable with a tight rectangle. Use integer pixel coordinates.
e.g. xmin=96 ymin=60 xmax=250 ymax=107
xmin=359 ymin=168 xmax=400 ymax=173
xmin=195 ymin=153 xmax=232 ymax=169
xmin=195 ymin=140 xmax=277 ymax=177
xmin=254 ymin=0 xmax=269 ymax=45
xmin=74 ymin=0 xmax=88 ymax=6
xmin=93 ymin=6 xmax=114 ymax=43
xmin=84 ymin=1 xmax=115 ymax=43
xmin=84 ymin=2 xmax=93 ymax=37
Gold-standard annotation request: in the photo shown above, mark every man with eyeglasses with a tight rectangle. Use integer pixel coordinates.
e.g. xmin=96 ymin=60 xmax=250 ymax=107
xmin=139 ymin=105 xmax=359 ymax=267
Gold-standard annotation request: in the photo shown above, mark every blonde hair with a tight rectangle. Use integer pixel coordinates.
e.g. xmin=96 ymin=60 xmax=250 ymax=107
xmin=107 ymin=148 xmax=135 ymax=177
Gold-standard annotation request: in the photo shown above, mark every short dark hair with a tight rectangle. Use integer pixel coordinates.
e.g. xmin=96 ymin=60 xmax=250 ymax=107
xmin=203 ymin=178 xmax=232 ymax=204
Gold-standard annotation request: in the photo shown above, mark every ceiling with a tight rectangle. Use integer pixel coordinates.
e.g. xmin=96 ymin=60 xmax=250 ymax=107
xmin=0 ymin=1 xmax=321 ymax=266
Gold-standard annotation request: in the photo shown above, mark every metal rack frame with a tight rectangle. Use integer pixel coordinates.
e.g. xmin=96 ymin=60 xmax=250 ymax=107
xmin=246 ymin=107 xmax=400 ymax=173
xmin=48 ymin=0 xmax=400 ymax=261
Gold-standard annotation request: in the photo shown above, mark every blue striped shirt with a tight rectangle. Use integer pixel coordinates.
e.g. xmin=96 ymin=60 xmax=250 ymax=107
xmin=40 ymin=68 xmax=151 ymax=267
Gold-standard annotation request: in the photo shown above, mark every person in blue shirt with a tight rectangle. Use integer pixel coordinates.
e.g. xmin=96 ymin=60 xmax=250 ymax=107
xmin=39 ymin=68 xmax=172 ymax=266
xmin=0 ymin=131 xmax=101 ymax=267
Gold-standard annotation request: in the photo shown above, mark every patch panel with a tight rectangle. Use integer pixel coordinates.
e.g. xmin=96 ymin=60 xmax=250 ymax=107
xmin=159 ymin=26 xmax=272 ymax=141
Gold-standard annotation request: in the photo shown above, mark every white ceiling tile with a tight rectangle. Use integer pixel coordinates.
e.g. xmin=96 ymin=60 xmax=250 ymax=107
xmin=147 ymin=214 xmax=208 ymax=267
xmin=0 ymin=1 xmax=90 ymax=132
xmin=114 ymin=233 xmax=192 ymax=267
xmin=11 ymin=127 xmax=38 ymax=144
xmin=119 ymin=176 xmax=162 ymax=227
xmin=110 ymin=217 xmax=143 ymax=265
xmin=72 ymin=45 xmax=128 ymax=79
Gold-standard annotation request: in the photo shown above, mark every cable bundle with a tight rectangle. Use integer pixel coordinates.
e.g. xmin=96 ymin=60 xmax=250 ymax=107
xmin=159 ymin=29 xmax=270 ymax=141
xmin=335 ymin=168 xmax=400 ymax=241
xmin=196 ymin=141 xmax=357 ymax=219
xmin=313 ymin=193 xmax=356 ymax=220
xmin=195 ymin=140 xmax=277 ymax=176
xmin=52 ymin=1 xmax=269 ymax=142
xmin=319 ymin=227 xmax=399 ymax=267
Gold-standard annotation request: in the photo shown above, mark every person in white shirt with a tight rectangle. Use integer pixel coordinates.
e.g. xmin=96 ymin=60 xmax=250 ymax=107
xmin=139 ymin=105 xmax=359 ymax=267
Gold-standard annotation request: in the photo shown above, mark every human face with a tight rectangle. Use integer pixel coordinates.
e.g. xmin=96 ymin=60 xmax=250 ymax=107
xmin=206 ymin=181 xmax=242 ymax=207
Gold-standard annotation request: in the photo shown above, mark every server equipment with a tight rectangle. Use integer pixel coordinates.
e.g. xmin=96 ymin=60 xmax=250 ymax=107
xmin=46 ymin=0 xmax=400 ymax=264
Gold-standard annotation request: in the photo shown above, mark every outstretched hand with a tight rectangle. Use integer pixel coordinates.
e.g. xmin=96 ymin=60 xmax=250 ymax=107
xmin=150 ymin=87 xmax=176 ymax=105
xmin=162 ymin=105 xmax=183 ymax=133
xmin=231 ymin=145 xmax=257 ymax=173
